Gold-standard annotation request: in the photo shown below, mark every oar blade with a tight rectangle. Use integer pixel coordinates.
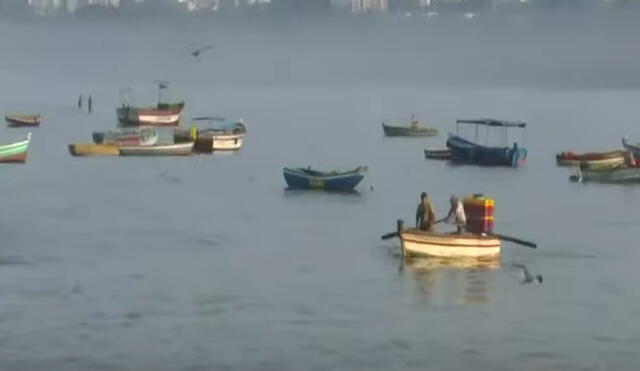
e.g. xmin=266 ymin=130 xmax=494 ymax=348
xmin=381 ymin=232 xmax=399 ymax=240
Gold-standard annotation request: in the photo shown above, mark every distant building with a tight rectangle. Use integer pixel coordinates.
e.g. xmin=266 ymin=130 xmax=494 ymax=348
xmin=351 ymin=0 xmax=387 ymax=13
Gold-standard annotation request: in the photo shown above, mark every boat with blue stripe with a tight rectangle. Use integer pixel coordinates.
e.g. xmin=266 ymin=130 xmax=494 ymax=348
xmin=283 ymin=166 xmax=367 ymax=191
xmin=446 ymin=119 xmax=528 ymax=167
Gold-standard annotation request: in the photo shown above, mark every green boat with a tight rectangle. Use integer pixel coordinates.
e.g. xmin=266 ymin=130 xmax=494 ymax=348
xmin=0 ymin=133 xmax=31 ymax=163
xmin=382 ymin=119 xmax=438 ymax=137
xmin=571 ymin=166 xmax=640 ymax=183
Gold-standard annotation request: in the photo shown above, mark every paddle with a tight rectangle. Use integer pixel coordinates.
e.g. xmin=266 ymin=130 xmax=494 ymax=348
xmin=491 ymin=233 xmax=537 ymax=249
xmin=381 ymin=231 xmax=399 ymax=240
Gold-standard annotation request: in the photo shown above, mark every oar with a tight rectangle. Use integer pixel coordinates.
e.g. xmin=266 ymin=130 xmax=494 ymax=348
xmin=381 ymin=232 xmax=399 ymax=240
xmin=491 ymin=233 xmax=537 ymax=249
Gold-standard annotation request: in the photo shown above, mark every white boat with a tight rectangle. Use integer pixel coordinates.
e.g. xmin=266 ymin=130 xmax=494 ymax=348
xmin=198 ymin=131 xmax=244 ymax=151
xmin=397 ymin=220 xmax=501 ymax=259
xmin=118 ymin=142 xmax=193 ymax=156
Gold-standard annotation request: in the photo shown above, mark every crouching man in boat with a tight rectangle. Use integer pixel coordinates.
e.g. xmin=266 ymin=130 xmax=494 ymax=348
xmin=440 ymin=195 xmax=467 ymax=234
xmin=416 ymin=192 xmax=436 ymax=232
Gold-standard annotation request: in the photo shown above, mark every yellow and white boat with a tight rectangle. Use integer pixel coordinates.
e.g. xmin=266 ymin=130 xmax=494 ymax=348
xmin=396 ymin=220 xmax=501 ymax=259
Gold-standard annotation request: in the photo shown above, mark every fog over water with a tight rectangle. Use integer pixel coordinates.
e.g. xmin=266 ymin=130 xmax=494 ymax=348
xmin=1 ymin=12 xmax=640 ymax=371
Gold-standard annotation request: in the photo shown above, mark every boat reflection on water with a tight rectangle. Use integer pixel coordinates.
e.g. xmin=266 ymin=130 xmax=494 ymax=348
xmin=402 ymin=257 xmax=500 ymax=306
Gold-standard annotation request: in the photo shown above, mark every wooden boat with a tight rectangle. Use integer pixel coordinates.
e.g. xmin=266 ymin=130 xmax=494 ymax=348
xmin=93 ymin=128 xmax=158 ymax=146
xmin=283 ymin=166 xmax=367 ymax=191
xmin=68 ymin=143 xmax=120 ymax=157
xmin=556 ymin=150 xmax=626 ymax=169
xmin=382 ymin=120 xmax=438 ymax=137
xmin=447 ymin=119 xmax=528 ymax=167
xmin=5 ymin=114 xmax=40 ymax=127
xmin=570 ymin=166 xmax=640 ymax=183
xmin=117 ymin=105 xmax=182 ymax=127
xmin=174 ymin=122 xmax=246 ymax=153
xmin=622 ymin=136 xmax=640 ymax=157
xmin=0 ymin=133 xmax=31 ymax=163
xmin=118 ymin=142 xmax=194 ymax=156
xmin=424 ymin=148 xmax=451 ymax=160
xmin=396 ymin=219 xmax=501 ymax=259
xmin=117 ymin=83 xmax=184 ymax=126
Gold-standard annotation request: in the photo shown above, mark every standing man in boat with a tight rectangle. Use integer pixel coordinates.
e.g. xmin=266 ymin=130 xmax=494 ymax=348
xmin=78 ymin=95 xmax=82 ymax=110
xmin=416 ymin=192 xmax=436 ymax=232
xmin=88 ymin=96 xmax=93 ymax=114
xmin=439 ymin=195 xmax=467 ymax=234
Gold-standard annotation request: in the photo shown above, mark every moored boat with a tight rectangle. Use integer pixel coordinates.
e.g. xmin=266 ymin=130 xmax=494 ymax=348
xmin=556 ymin=150 xmax=626 ymax=169
xmin=447 ymin=119 xmax=528 ymax=167
xmin=174 ymin=122 xmax=246 ymax=153
xmin=118 ymin=142 xmax=194 ymax=156
xmin=396 ymin=220 xmax=501 ymax=259
xmin=424 ymin=148 xmax=451 ymax=160
xmin=117 ymin=82 xmax=184 ymax=127
xmin=0 ymin=133 xmax=31 ymax=163
xmin=68 ymin=143 xmax=120 ymax=157
xmin=93 ymin=128 xmax=158 ymax=146
xmin=117 ymin=105 xmax=182 ymax=127
xmin=6 ymin=114 xmax=40 ymax=127
xmin=283 ymin=166 xmax=367 ymax=191
xmin=570 ymin=166 xmax=640 ymax=183
xmin=382 ymin=119 xmax=438 ymax=137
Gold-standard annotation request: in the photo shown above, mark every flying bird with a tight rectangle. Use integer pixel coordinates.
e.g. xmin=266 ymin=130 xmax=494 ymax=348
xmin=513 ymin=264 xmax=543 ymax=285
xmin=191 ymin=45 xmax=215 ymax=57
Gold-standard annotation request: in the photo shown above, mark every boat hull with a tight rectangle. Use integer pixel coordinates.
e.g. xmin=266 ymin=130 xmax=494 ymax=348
xmin=69 ymin=144 xmax=120 ymax=156
xmin=283 ymin=167 xmax=366 ymax=191
xmin=6 ymin=115 xmax=40 ymax=127
xmin=117 ymin=106 xmax=182 ymax=127
xmin=118 ymin=142 xmax=194 ymax=156
xmin=447 ymin=134 xmax=527 ymax=167
xmin=93 ymin=129 xmax=158 ymax=146
xmin=382 ymin=123 xmax=438 ymax=137
xmin=400 ymin=229 xmax=501 ymax=259
xmin=424 ymin=148 xmax=451 ymax=160
xmin=0 ymin=134 xmax=31 ymax=163
xmin=572 ymin=167 xmax=640 ymax=183
xmin=556 ymin=150 xmax=625 ymax=169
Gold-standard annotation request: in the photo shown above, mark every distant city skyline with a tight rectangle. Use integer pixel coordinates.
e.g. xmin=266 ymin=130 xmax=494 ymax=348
xmin=1 ymin=0 xmax=635 ymax=16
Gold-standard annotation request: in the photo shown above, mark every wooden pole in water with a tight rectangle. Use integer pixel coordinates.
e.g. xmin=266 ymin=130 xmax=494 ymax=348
xmin=397 ymin=219 xmax=405 ymax=257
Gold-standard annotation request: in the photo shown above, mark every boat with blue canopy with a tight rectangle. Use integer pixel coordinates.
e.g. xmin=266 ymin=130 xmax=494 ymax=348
xmin=283 ymin=166 xmax=367 ymax=191
xmin=446 ymin=119 xmax=528 ymax=167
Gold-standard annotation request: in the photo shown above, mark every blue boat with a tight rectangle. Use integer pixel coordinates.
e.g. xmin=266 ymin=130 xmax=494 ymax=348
xmin=283 ymin=166 xmax=367 ymax=191
xmin=446 ymin=119 xmax=528 ymax=167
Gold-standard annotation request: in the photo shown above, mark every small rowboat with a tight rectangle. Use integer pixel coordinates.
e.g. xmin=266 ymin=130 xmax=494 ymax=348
xmin=6 ymin=114 xmax=40 ymax=127
xmin=93 ymin=129 xmax=158 ymax=146
xmin=396 ymin=219 xmax=501 ymax=259
xmin=118 ymin=142 xmax=194 ymax=156
xmin=283 ymin=166 xmax=367 ymax=191
xmin=68 ymin=143 xmax=119 ymax=157
xmin=382 ymin=121 xmax=438 ymax=137
xmin=570 ymin=166 xmax=640 ymax=183
xmin=0 ymin=133 xmax=31 ymax=163
xmin=424 ymin=148 xmax=451 ymax=160
xmin=556 ymin=150 xmax=626 ymax=169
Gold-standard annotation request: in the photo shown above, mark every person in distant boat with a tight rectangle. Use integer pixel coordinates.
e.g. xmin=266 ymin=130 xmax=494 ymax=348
xmin=78 ymin=95 xmax=82 ymax=110
xmin=440 ymin=195 xmax=467 ymax=234
xmin=416 ymin=192 xmax=436 ymax=232
xmin=88 ymin=96 xmax=93 ymax=114
xmin=411 ymin=114 xmax=418 ymax=129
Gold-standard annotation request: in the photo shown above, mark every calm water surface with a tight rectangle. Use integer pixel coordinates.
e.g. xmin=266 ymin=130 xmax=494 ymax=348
xmin=0 ymin=16 xmax=639 ymax=371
